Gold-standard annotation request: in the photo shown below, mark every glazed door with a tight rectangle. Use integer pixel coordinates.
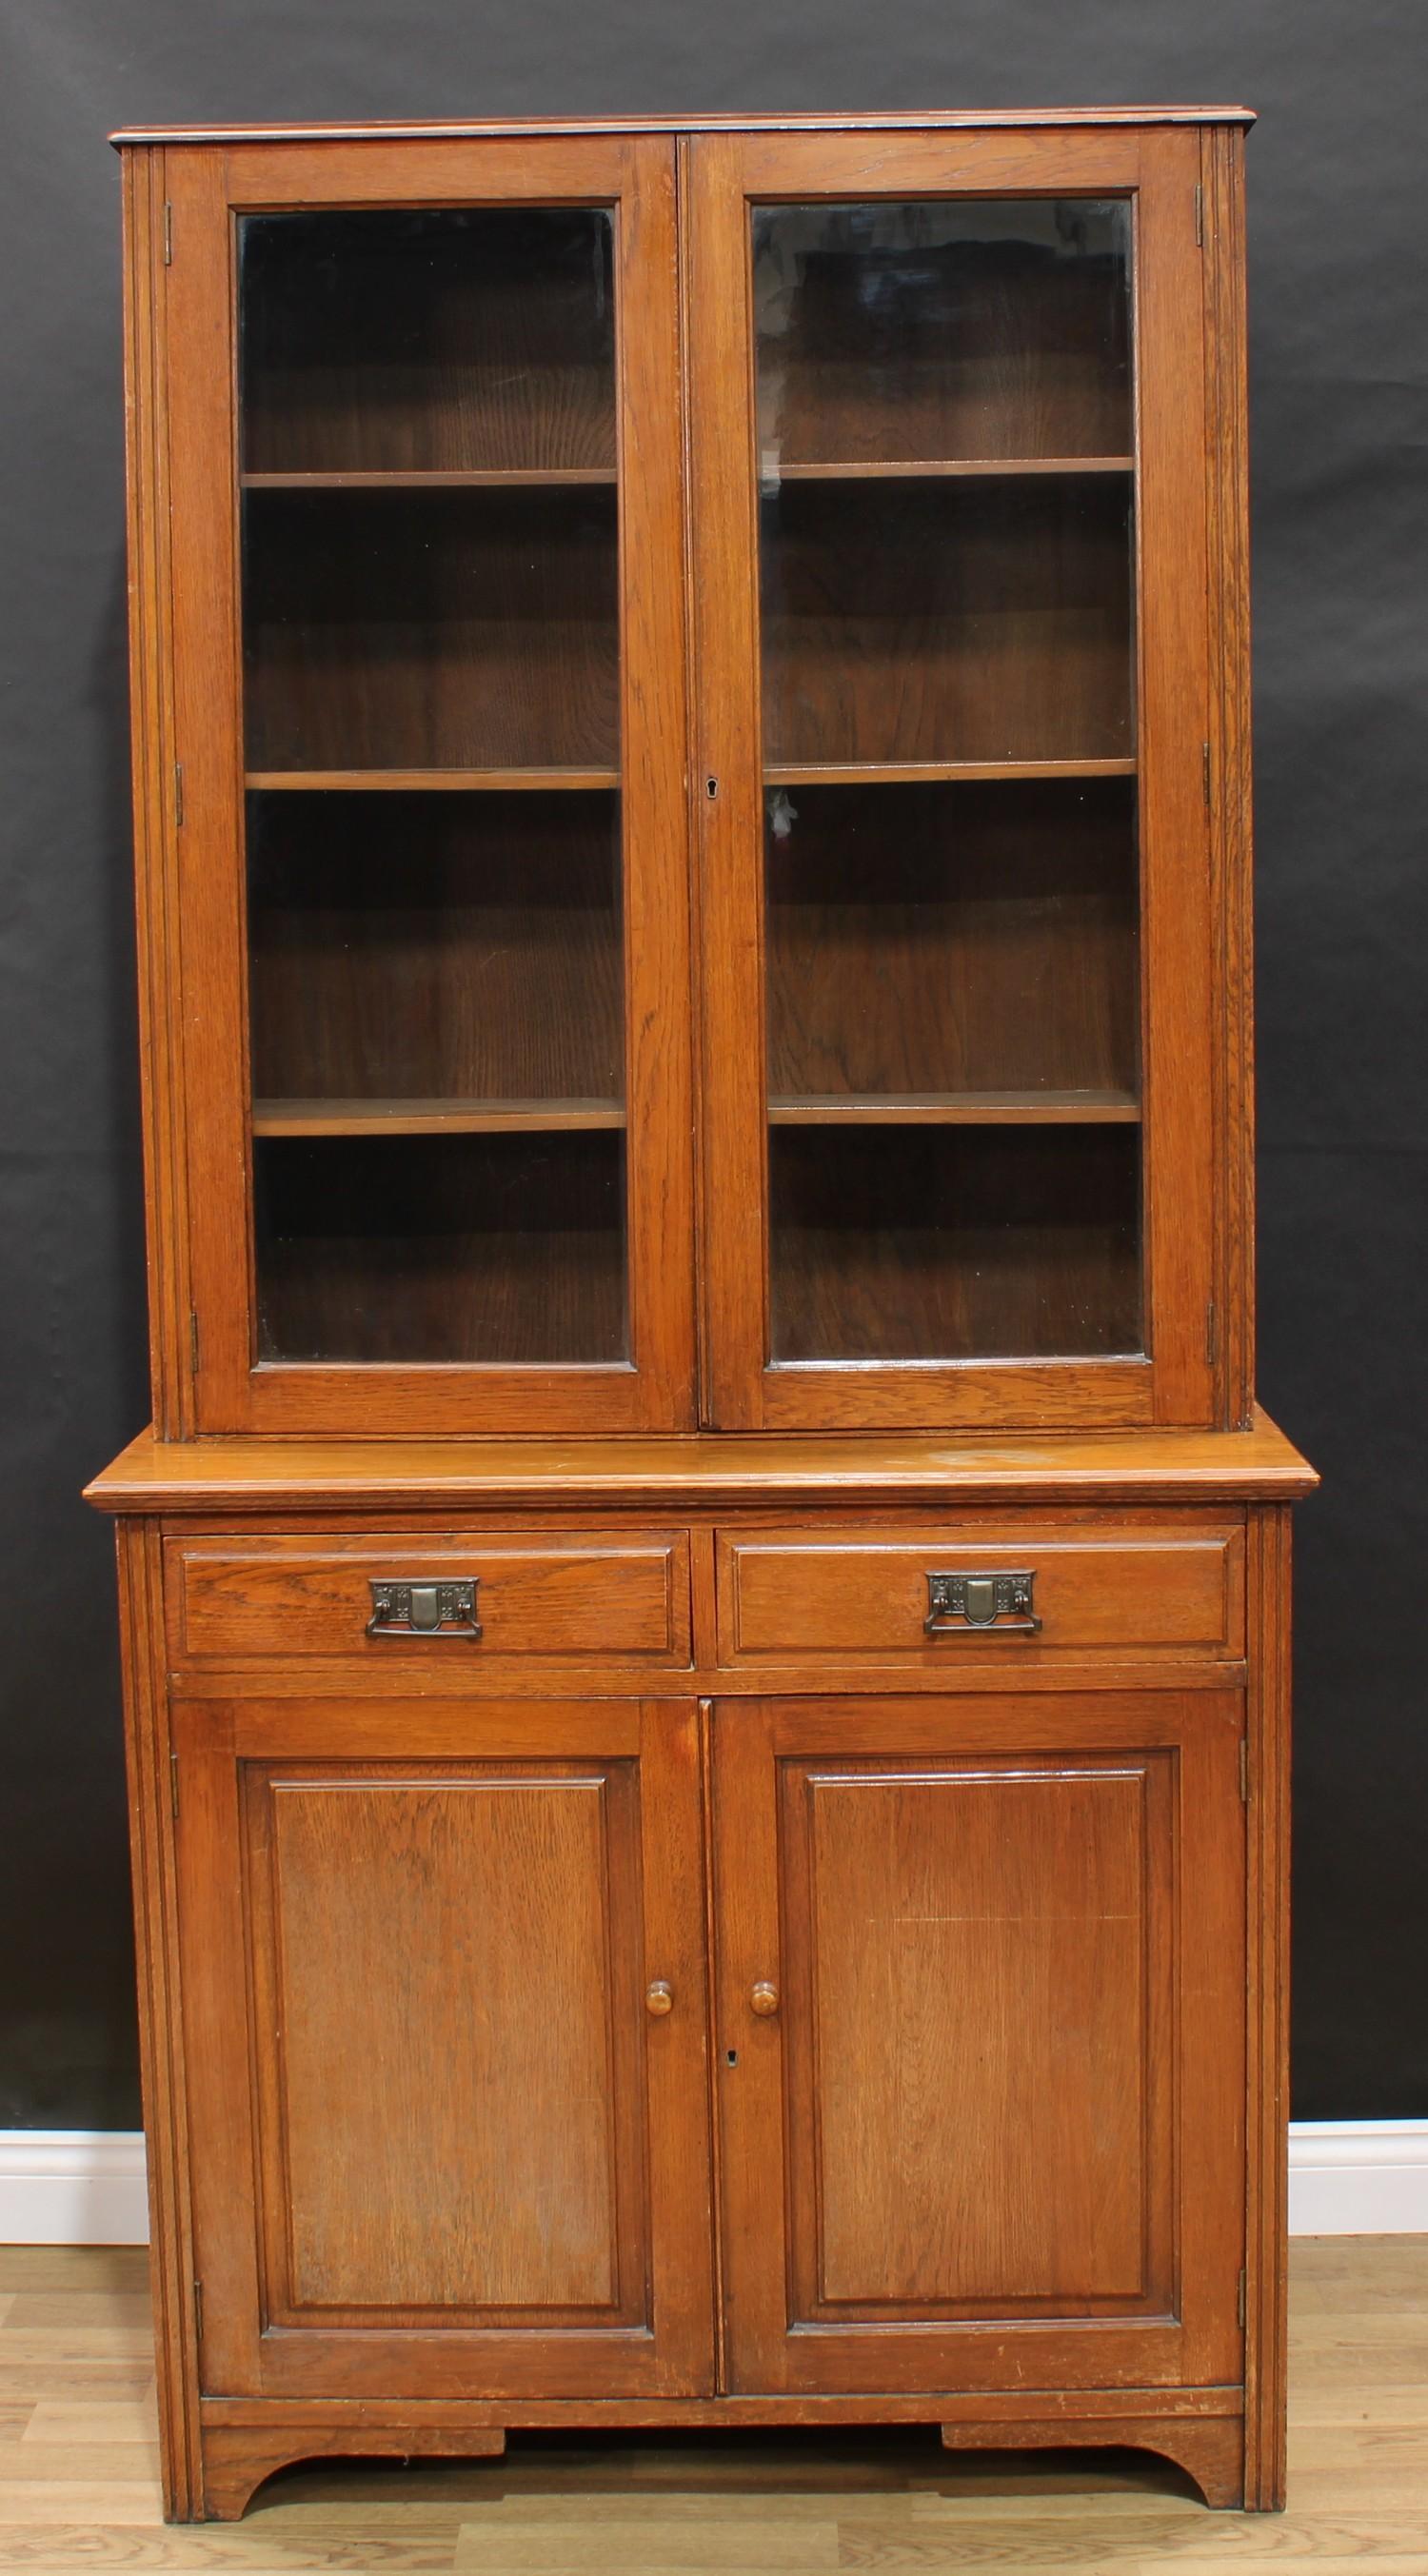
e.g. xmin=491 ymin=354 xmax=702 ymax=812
xmin=711 ymin=1693 xmax=1246 ymax=2394
xmin=688 ymin=126 xmax=1218 ymax=1429
xmin=161 ymin=137 xmax=693 ymax=1433
xmin=175 ymin=1696 xmax=713 ymax=2398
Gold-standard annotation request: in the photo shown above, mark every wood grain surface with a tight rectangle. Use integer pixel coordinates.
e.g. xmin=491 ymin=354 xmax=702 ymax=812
xmin=717 ymin=1523 xmax=1244 ymax=1660
xmin=84 ymin=1411 xmax=1319 ymax=1516
xmin=172 ymin=1700 xmax=714 ymax=2410
xmin=113 ymin=108 xmax=1259 ymax=142
xmin=166 ymin=1529 xmax=690 ymax=1663
xmin=712 ymin=1692 xmax=1243 ymax=2399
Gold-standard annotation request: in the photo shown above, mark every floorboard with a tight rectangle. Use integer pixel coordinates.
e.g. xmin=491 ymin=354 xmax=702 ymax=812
xmin=0 ymin=2240 xmax=1423 ymax=2566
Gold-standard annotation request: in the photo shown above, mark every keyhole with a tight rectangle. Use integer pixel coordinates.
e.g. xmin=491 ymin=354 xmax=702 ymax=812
xmin=725 ymin=2048 xmax=739 ymax=2067
xmin=705 ymin=776 xmax=719 ymax=799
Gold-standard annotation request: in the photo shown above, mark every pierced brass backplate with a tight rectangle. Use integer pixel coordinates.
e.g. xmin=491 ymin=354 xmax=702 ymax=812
xmin=366 ymin=1578 xmax=482 ymax=1639
xmin=924 ymin=1571 xmax=1040 ymax=1635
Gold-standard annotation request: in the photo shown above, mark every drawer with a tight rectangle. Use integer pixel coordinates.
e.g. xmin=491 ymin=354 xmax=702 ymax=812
xmin=166 ymin=1531 xmax=691 ymax=1665
xmin=717 ymin=1525 xmax=1244 ymax=1662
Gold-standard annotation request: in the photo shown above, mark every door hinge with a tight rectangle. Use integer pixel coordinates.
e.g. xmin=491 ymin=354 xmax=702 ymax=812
xmin=1205 ymin=1298 xmax=1219 ymax=1366
xmin=189 ymin=1308 xmax=201 ymax=1376
xmin=163 ymin=201 xmax=173 ymax=266
xmin=1240 ymin=1737 xmax=1249 ymax=1804
xmin=192 ymin=2279 xmax=204 ymax=2347
xmin=1202 ymin=741 xmax=1213 ymax=809
xmin=169 ymin=1750 xmax=180 ymax=1819
xmin=1195 ymin=183 xmax=1203 ymax=247
xmin=1238 ymin=2268 xmax=1247 ymax=2330
xmin=173 ymin=761 xmax=185 ymax=829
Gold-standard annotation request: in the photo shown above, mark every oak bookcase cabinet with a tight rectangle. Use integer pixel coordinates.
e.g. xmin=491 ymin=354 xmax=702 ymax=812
xmin=88 ymin=109 xmax=1316 ymax=2523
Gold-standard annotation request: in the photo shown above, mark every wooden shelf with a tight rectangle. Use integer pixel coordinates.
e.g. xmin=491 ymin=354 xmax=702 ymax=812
xmin=773 ymin=457 xmax=1134 ymax=481
xmin=253 ymin=1098 xmax=626 ymax=1137
xmin=768 ymin=1091 xmax=1141 ymax=1127
xmin=247 ymin=768 xmax=621 ymax=794
xmin=243 ymin=468 xmax=618 ymax=488
xmin=764 ymin=760 xmax=1138 ymax=788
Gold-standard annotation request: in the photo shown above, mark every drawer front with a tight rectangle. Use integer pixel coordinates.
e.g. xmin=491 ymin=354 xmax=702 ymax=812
xmin=717 ymin=1527 xmax=1244 ymax=1662
xmin=167 ymin=1532 xmax=691 ymax=1665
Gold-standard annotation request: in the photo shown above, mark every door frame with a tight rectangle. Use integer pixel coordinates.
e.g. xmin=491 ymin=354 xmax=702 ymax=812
xmin=684 ymin=126 xmax=1218 ymax=1432
xmin=710 ymin=1691 xmax=1246 ymax=2395
xmin=175 ymin=1694 xmax=715 ymax=2398
xmin=158 ymin=135 xmax=696 ymax=1434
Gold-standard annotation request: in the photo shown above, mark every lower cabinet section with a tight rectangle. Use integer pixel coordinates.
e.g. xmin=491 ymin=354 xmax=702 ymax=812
xmin=170 ymin=1679 xmax=1251 ymax=2511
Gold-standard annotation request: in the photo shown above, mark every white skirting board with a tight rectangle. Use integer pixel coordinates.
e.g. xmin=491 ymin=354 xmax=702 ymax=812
xmin=1 ymin=2123 xmax=1426 ymax=2245
xmin=0 ymin=2132 xmax=150 ymax=2246
xmin=1287 ymin=2120 xmax=1428 ymax=2236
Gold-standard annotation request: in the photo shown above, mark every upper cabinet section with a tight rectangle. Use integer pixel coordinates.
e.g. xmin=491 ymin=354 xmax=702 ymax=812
xmin=120 ymin=118 xmax=1253 ymax=1438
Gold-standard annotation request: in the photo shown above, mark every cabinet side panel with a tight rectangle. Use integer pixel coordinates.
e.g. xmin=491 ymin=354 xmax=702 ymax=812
xmin=115 ymin=1519 xmax=201 ymax=2517
xmin=122 ymin=148 xmax=193 ymax=1437
xmin=1136 ymin=129 xmax=1217 ymax=1424
xmin=1244 ymin=1504 xmax=1291 ymax=2508
xmin=1203 ymin=126 xmax=1256 ymax=1428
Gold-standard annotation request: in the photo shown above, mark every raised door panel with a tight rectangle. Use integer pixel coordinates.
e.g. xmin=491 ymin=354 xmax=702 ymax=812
xmin=177 ymin=1697 xmax=712 ymax=2397
xmin=157 ymin=136 xmax=694 ymax=1435
xmin=713 ymin=1694 xmax=1244 ymax=2394
xmin=687 ymin=125 xmax=1219 ymax=1430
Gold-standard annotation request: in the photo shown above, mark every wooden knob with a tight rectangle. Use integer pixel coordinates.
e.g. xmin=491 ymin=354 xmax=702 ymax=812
xmin=645 ymin=1980 xmax=673 ymax=2016
xmin=750 ymin=1981 xmax=780 ymax=2017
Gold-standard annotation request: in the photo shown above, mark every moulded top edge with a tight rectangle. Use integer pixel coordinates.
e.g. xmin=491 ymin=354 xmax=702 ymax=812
xmin=109 ymin=106 xmax=1257 ymax=149
xmin=83 ymin=1412 xmax=1317 ymax=1515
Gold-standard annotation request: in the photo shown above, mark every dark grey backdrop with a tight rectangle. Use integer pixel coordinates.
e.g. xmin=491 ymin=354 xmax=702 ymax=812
xmin=2 ymin=0 xmax=1423 ymax=2130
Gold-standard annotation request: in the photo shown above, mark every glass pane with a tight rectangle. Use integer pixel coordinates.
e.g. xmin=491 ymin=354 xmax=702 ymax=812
xmin=753 ymin=199 xmax=1140 ymax=1364
xmin=236 ymin=208 xmax=625 ymax=1364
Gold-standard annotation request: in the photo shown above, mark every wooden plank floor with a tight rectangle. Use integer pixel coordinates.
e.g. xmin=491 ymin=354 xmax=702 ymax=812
xmin=0 ymin=2238 xmax=1424 ymax=2566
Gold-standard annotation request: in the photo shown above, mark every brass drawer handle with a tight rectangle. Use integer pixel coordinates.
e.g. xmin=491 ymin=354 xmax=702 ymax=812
xmin=750 ymin=1981 xmax=780 ymax=2017
xmin=367 ymin=1579 xmax=482 ymax=1639
xmin=645 ymin=1980 xmax=674 ymax=2016
xmin=924 ymin=1572 xmax=1040 ymax=1635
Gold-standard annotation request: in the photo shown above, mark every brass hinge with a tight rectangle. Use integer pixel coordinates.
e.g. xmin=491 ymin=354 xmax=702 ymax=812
xmin=1240 ymin=1737 xmax=1249 ymax=1805
xmin=169 ymin=1751 xmax=180 ymax=1819
xmin=1205 ymin=1298 xmax=1219 ymax=1367
xmin=1195 ymin=183 xmax=1203 ymax=248
xmin=192 ymin=2279 xmax=204 ymax=2347
xmin=189 ymin=1308 xmax=201 ymax=1375
xmin=1238 ymin=2267 xmax=1247 ymax=2330
xmin=163 ymin=201 xmax=173 ymax=266
xmin=173 ymin=761 xmax=185 ymax=829
xmin=1202 ymin=741 xmax=1213 ymax=809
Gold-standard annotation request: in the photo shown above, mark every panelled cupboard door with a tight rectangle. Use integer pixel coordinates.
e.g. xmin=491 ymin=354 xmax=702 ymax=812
xmin=686 ymin=128 xmax=1220 ymax=1430
xmin=712 ymin=1694 xmax=1246 ymax=2395
xmin=173 ymin=1697 xmax=714 ymax=2398
xmin=158 ymin=137 xmax=695 ymax=1433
